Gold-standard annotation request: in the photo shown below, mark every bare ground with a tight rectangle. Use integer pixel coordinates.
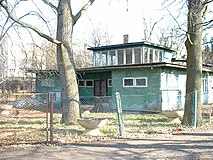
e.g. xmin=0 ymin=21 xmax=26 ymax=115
xmin=1 ymin=126 xmax=213 ymax=160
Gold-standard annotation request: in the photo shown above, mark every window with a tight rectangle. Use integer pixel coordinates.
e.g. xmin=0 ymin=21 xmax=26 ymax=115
xmin=78 ymin=80 xmax=93 ymax=87
xmin=118 ymin=49 xmax=124 ymax=65
xmin=202 ymin=78 xmax=208 ymax=93
xmin=149 ymin=49 xmax=154 ymax=63
xmin=123 ymin=77 xmax=147 ymax=87
xmin=135 ymin=78 xmax=147 ymax=87
xmin=159 ymin=50 xmax=163 ymax=62
xmin=143 ymin=47 xmax=148 ymax=63
xmin=134 ymin=48 xmax=141 ymax=64
xmin=123 ymin=78 xmax=134 ymax=87
xmin=154 ymin=49 xmax=159 ymax=62
xmin=108 ymin=79 xmax=112 ymax=87
xmin=102 ymin=51 xmax=107 ymax=66
xmin=78 ymin=80 xmax=85 ymax=87
xmin=109 ymin=50 xmax=116 ymax=65
xmin=41 ymin=79 xmax=54 ymax=87
xmin=94 ymin=52 xmax=101 ymax=67
xmin=126 ymin=48 xmax=132 ymax=64
xmin=86 ymin=80 xmax=93 ymax=87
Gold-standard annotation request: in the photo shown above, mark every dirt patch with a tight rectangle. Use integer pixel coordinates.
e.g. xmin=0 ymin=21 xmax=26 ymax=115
xmin=1 ymin=125 xmax=213 ymax=160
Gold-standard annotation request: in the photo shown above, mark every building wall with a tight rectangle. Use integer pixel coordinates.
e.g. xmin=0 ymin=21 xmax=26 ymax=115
xmin=77 ymin=71 xmax=112 ymax=96
xmin=160 ymin=68 xmax=186 ymax=111
xmin=111 ymin=67 xmax=162 ymax=111
xmin=160 ymin=69 xmax=213 ymax=110
xmin=34 ymin=68 xmax=213 ymax=110
xmin=36 ymin=73 xmax=61 ymax=93
xmin=207 ymin=75 xmax=213 ymax=103
xmin=36 ymin=73 xmax=61 ymax=107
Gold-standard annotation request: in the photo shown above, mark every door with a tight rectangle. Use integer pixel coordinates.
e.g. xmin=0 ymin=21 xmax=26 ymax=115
xmin=94 ymin=80 xmax=107 ymax=96
xmin=202 ymin=78 xmax=208 ymax=104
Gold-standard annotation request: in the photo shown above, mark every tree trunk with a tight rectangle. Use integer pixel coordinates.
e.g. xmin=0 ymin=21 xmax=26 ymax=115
xmin=56 ymin=0 xmax=80 ymax=125
xmin=182 ymin=0 xmax=203 ymax=126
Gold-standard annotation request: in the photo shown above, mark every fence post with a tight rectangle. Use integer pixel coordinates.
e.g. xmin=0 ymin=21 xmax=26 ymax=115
xmin=115 ymin=91 xmax=125 ymax=136
xmin=45 ymin=93 xmax=49 ymax=143
xmin=50 ymin=93 xmax=54 ymax=143
xmin=192 ymin=89 xmax=197 ymax=127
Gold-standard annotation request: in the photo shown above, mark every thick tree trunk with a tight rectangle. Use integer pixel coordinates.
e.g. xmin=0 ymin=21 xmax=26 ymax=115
xmin=56 ymin=0 xmax=80 ymax=125
xmin=182 ymin=0 xmax=203 ymax=126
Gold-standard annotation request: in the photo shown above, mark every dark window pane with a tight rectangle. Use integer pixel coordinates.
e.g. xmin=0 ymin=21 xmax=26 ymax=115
xmin=86 ymin=80 xmax=93 ymax=87
xmin=108 ymin=79 xmax=112 ymax=87
xmin=78 ymin=80 xmax=85 ymax=86
xmin=124 ymin=79 xmax=133 ymax=86
xmin=136 ymin=78 xmax=146 ymax=86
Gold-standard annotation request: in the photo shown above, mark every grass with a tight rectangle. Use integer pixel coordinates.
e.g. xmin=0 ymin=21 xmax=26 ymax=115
xmin=1 ymin=109 xmax=212 ymax=144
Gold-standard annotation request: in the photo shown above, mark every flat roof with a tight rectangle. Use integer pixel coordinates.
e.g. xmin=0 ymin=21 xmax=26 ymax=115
xmin=77 ymin=62 xmax=213 ymax=73
xmin=88 ymin=41 xmax=176 ymax=52
xmin=27 ymin=62 xmax=213 ymax=73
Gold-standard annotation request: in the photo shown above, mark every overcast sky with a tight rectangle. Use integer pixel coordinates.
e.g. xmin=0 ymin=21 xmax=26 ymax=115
xmin=73 ymin=0 xmax=172 ymax=44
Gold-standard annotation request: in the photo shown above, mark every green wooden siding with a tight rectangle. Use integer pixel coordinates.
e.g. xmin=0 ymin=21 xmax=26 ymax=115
xmin=36 ymin=73 xmax=61 ymax=93
xmin=77 ymin=71 xmax=112 ymax=96
xmin=111 ymin=68 xmax=161 ymax=111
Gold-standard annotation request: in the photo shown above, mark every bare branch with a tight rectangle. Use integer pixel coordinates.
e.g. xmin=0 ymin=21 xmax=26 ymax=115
xmin=203 ymin=18 xmax=213 ymax=30
xmin=202 ymin=0 xmax=213 ymax=6
xmin=0 ymin=2 xmax=61 ymax=44
xmin=73 ymin=0 xmax=95 ymax=25
xmin=166 ymin=8 xmax=186 ymax=33
xmin=0 ymin=10 xmax=15 ymax=41
xmin=0 ymin=0 xmax=5 ymax=4
xmin=40 ymin=0 xmax=57 ymax=13
xmin=148 ymin=16 xmax=165 ymax=41
xmin=22 ymin=9 xmax=53 ymax=36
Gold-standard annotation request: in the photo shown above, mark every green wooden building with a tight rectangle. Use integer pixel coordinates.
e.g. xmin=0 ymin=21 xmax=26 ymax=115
xmin=34 ymin=41 xmax=213 ymax=112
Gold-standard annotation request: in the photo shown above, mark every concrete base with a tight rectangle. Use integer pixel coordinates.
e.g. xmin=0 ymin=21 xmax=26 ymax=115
xmin=162 ymin=110 xmax=184 ymax=124
xmin=83 ymin=128 xmax=101 ymax=136
xmin=77 ymin=118 xmax=108 ymax=136
xmin=167 ymin=118 xmax=182 ymax=124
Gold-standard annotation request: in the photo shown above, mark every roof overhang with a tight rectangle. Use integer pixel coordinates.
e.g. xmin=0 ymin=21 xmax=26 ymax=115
xmin=88 ymin=41 xmax=176 ymax=52
xmin=26 ymin=62 xmax=213 ymax=74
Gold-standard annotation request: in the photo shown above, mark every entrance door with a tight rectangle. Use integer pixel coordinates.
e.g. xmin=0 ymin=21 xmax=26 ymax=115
xmin=94 ymin=80 xmax=107 ymax=96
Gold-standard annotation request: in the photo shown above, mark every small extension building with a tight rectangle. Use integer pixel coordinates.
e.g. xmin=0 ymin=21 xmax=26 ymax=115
xmin=34 ymin=41 xmax=213 ymax=112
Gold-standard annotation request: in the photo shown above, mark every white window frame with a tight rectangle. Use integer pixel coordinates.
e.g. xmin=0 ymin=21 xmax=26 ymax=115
xmin=135 ymin=77 xmax=147 ymax=87
xmin=123 ymin=77 xmax=148 ymax=87
xmin=78 ymin=80 xmax=85 ymax=87
xmin=123 ymin=77 xmax=134 ymax=87
xmin=85 ymin=80 xmax=94 ymax=87
xmin=202 ymin=78 xmax=208 ymax=93
xmin=78 ymin=80 xmax=94 ymax=87
xmin=108 ymin=79 xmax=112 ymax=87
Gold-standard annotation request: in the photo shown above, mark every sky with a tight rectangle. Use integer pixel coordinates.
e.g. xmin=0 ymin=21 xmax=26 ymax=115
xmin=2 ymin=0 xmax=213 ymax=46
xmin=73 ymin=0 xmax=171 ymax=44
xmin=1 ymin=0 xmax=213 ymax=77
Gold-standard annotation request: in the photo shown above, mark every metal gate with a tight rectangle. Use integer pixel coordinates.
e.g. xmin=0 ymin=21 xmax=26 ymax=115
xmin=0 ymin=93 xmax=53 ymax=145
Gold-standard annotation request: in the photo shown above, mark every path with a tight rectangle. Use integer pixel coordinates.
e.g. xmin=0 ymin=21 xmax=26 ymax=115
xmin=1 ymin=130 xmax=213 ymax=160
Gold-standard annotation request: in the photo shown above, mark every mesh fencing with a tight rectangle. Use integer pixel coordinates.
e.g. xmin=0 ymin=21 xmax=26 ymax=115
xmin=52 ymin=93 xmax=213 ymax=141
xmin=1 ymin=92 xmax=212 ymax=144
xmin=0 ymin=92 xmax=49 ymax=145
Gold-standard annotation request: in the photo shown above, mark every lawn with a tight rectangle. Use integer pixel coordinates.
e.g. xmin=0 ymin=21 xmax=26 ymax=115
xmin=0 ymin=106 xmax=212 ymax=145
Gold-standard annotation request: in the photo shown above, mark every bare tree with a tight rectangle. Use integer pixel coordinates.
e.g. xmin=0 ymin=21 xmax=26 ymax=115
xmin=203 ymin=37 xmax=213 ymax=64
xmin=89 ymin=24 xmax=112 ymax=47
xmin=182 ymin=0 xmax=212 ymax=126
xmin=73 ymin=42 xmax=92 ymax=69
xmin=142 ymin=16 xmax=164 ymax=42
xmin=0 ymin=36 xmax=8 ymax=92
xmin=162 ymin=0 xmax=213 ymax=126
xmin=0 ymin=0 xmax=96 ymax=124
xmin=72 ymin=24 xmax=112 ymax=69
xmin=28 ymin=41 xmax=57 ymax=71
